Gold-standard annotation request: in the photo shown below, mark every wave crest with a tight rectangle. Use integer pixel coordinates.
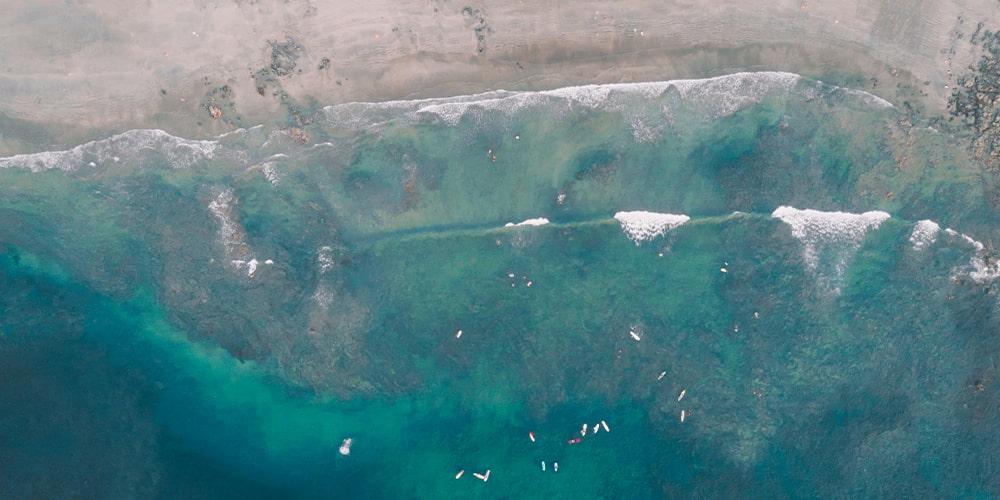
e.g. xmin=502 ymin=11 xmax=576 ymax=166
xmin=0 ymin=129 xmax=218 ymax=172
xmin=614 ymin=211 xmax=690 ymax=245
xmin=772 ymin=206 xmax=890 ymax=292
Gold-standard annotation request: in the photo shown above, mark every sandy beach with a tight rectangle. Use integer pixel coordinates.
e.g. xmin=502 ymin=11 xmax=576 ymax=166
xmin=0 ymin=0 xmax=996 ymax=153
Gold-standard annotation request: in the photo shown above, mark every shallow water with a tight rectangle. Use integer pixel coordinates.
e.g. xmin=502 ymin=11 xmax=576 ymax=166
xmin=1 ymin=72 xmax=999 ymax=498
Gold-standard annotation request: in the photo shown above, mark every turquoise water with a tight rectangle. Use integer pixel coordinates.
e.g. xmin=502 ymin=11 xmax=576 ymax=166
xmin=1 ymin=72 xmax=999 ymax=498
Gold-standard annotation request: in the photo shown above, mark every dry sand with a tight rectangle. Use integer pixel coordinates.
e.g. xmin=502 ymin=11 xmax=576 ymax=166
xmin=0 ymin=0 xmax=996 ymax=153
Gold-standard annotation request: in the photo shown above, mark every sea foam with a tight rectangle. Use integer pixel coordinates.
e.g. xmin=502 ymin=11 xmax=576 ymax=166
xmin=835 ymin=87 xmax=894 ymax=110
xmin=943 ymin=229 xmax=1000 ymax=284
xmin=0 ymin=129 xmax=218 ymax=172
xmin=208 ymin=187 xmax=271 ymax=277
xmin=323 ymin=72 xmax=805 ymax=129
xmin=908 ymin=220 xmax=940 ymax=251
xmin=247 ymin=154 xmax=287 ymax=186
xmin=614 ymin=211 xmax=690 ymax=245
xmin=313 ymin=284 xmax=336 ymax=309
xmin=321 ymin=71 xmax=896 ymax=148
xmin=666 ymin=71 xmax=801 ymax=119
xmin=772 ymin=207 xmax=890 ymax=291
xmin=318 ymin=246 xmax=337 ymax=274
xmin=261 ymin=161 xmax=282 ymax=186
xmin=504 ymin=217 xmax=550 ymax=228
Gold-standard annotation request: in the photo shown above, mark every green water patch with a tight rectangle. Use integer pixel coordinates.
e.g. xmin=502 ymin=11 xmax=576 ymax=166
xmin=840 ymin=217 xmax=909 ymax=302
xmin=2 ymin=242 xmax=705 ymax=497
xmin=347 ymin=218 xmax=734 ymax=419
xmin=3 ymin=192 xmax=999 ymax=497
xmin=0 ymin=250 xmax=438 ymax=494
xmin=0 ymin=168 xmax=145 ymax=298
xmin=251 ymin=77 xmax=1000 ymax=249
xmin=311 ymin=80 xmax=990 ymax=246
xmin=319 ymin=102 xmax=784 ymax=237
xmin=232 ymin=172 xmax=342 ymax=283
xmin=708 ymin=94 xmax=894 ymax=214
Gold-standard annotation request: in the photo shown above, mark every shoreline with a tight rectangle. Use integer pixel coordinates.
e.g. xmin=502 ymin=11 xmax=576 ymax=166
xmin=0 ymin=0 xmax=995 ymax=154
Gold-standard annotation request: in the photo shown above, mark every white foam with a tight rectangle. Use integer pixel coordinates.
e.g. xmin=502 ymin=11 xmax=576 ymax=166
xmin=840 ymin=88 xmax=894 ymax=109
xmin=504 ymin=217 xmax=550 ymax=228
xmin=969 ymin=255 xmax=1000 ymax=283
xmin=666 ymin=72 xmax=801 ymax=118
xmin=909 ymin=220 xmax=940 ymax=251
xmin=323 ymin=72 xmax=803 ymax=129
xmin=809 ymin=80 xmax=895 ymax=110
xmin=209 ymin=187 xmax=266 ymax=277
xmin=231 ymin=258 xmax=259 ymax=278
xmin=260 ymin=161 xmax=282 ymax=186
xmin=945 ymin=228 xmax=985 ymax=252
xmin=217 ymin=124 xmax=264 ymax=140
xmin=320 ymin=72 xmax=898 ymax=147
xmin=942 ymin=229 xmax=1000 ymax=284
xmin=614 ymin=211 xmax=690 ymax=245
xmin=771 ymin=207 xmax=890 ymax=292
xmin=318 ymin=246 xmax=336 ymax=273
xmin=0 ymin=129 xmax=218 ymax=172
xmin=313 ymin=284 xmax=335 ymax=309
xmin=208 ymin=188 xmax=244 ymax=256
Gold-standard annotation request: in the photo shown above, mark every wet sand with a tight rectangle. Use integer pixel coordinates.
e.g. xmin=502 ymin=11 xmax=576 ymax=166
xmin=0 ymin=0 xmax=995 ymax=154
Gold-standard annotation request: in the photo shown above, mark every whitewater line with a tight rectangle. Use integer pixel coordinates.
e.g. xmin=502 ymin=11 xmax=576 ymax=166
xmin=350 ymin=210 xmax=773 ymax=248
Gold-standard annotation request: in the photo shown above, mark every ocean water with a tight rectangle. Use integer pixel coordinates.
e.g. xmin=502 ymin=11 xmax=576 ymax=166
xmin=1 ymin=72 xmax=999 ymax=498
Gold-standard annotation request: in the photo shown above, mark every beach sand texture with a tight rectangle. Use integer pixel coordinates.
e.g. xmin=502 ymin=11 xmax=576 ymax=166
xmin=0 ymin=0 xmax=994 ymax=151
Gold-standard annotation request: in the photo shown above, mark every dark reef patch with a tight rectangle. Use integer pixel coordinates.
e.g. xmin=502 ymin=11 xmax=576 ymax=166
xmin=251 ymin=36 xmax=305 ymax=97
xmin=949 ymin=23 xmax=1000 ymax=170
xmin=201 ymin=83 xmax=241 ymax=126
xmin=461 ymin=6 xmax=491 ymax=54
xmin=573 ymin=149 xmax=620 ymax=184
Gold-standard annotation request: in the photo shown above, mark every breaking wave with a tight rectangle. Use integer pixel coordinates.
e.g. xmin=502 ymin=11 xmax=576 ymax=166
xmin=0 ymin=129 xmax=220 ymax=172
xmin=614 ymin=211 xmax=690 ymax=245
xmin=772 ymin=206 xmax=890 ymax=292
xmin=320 ymin=71 xmax=892 ymax=140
